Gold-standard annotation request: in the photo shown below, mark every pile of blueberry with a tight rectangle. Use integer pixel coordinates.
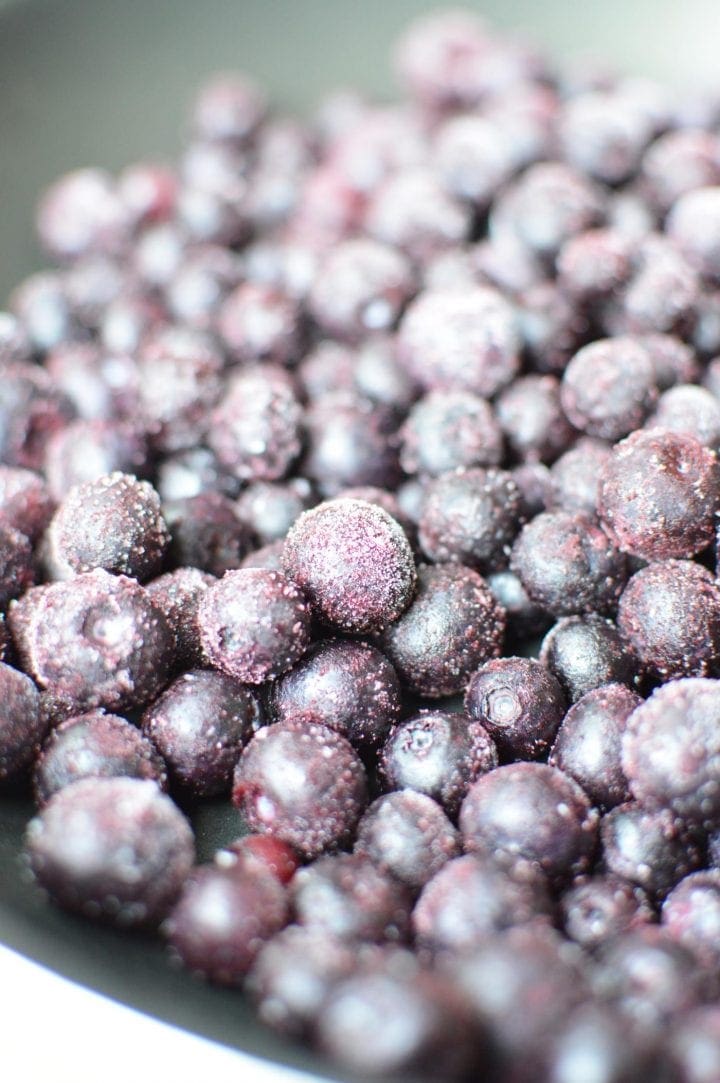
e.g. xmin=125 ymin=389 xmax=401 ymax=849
xmin=5 ymin=7 xmax=720 ymax=1079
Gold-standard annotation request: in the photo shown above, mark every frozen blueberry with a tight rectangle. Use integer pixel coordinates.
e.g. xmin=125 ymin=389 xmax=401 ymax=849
xmin=166 ymin=492 xmax=252 ymax=576
xmin=667 ymin=186 xmax=720 ymax=281
xmin=397 ymin=286 xmax=520 ymax=398
xmin=271 ymin=639 xmax=400 ymax=752
xmin=549 ymin=684 xmax=640 ymax=809
xmin=0 ymin=662 xmax=44 ymax=783
xmin=308 ymin=238 xmax=414 ymax=341
xmin=461 ymin=763 xmax=598 ymax=885
xmin=235 ymin=479 xmax=313 ymax=546
xmin=593 ymin=927 xmax=711 ymax=1029
xmin=165 ymin=244 xmax=241 ymax=332
xmin=548 ymin=439 xmax=612 ymax=516
xmin=400 ymin=390 xmax=503 ymax=478
xmin=199 ymin=568 xmax=311 ymax=685
xmin=36 ymin=168 xmax=128 ymax=262
xmin=232 ymin=720 xmax=367 ymax=859
xmin=26 ymin=777 xmax=194 ymax=926
xmin=497 ymin=375 xmax=577 ymax=464
xmin=164 ymin=863 xmax=288 ymax=986
xmin=641 ymin=129 xmax=720 ymax=214
xmin=118 ymin=160 xmax=177 ymax=226
xmin=352 ymin=335 xmax=419 ymax=417
xmin=365 ymin=168 xmax=472 ymax=264
xmin=209 ymin=366 xmax=302 ymax=483
xmin=44 ymin=419 xmax=147 ymax=502
xmin=560 ymin=338 xmax=657 ymax=442
xmin=662 ymin=871 xmax=720 ymax=968
xmin=558 ymin=90 xmax=654 ymax=184
xmin=434 ymin=113 xmax=514 ymax=207
xmin=45 ymin=342 xmax=140 ymax=425
xmin=511 ymin=461 xmax=553 ymax=520
xmin=191 ymin=73 xmax=267 ymax=145
xmin=486 ymin=568 xmax=552 ymax=641
xmin=0 ymin=524 xmax=34 ymax=608
xmin=516 ymin=281 xmax=589 ymax=377
xmin=10 ymin=272 xmax=79 ymax=356
xmin=649 ymin=384 xmax=720 ymax=448
xmin=145 ymin=567 xmax=214 ymax=668
xmin=157 ymin=448 xmax=242 ymax=505
xmin=413 ymin=853 xmax=553 ymax=953
xmin=380 ymin=563 xmax=505 ymax=698
xmin=142 ymin=670 xmax=261 ymax=797
xmin=216 ymin=834 xmax=299 ymax=886
xmin=561 ymin=874 xmax=654 ymax=952
xmin=541 ymin=615 xmax=638 ymax=703
xmin=45 ymin=472 xmax=169 ymax=582
xmin=217 ymin=283 xmax=301 ymax=366
xmin=34 ymin=709 xmax=167 ymax=805
xmin=622 ymin=678 xmax=720 ymax=823
xmin=0 ymin=466 xmax=54 ymax=542
xmin=601 ymin=803 xmax=704 ymax=902
xmin=465 ymin=656 xmax=567 ymax=761
xmin=301 ymin=394 xmax=402 ymax=497
xmin=248 ymin=925 xmax=355 ymax=1037
xmin=511 ymin=511 xmax=627 ymax=617
xmin=546 ymin=1003 xmax=671 ymax=1083
xmin=419 ymin=467 xmax=523 ymax=573
xmin=0 ymin=362 xmax=76 ymax=471
xmin=639 ymin=333 xmax=701 ymax=391
xmin=618 ymin=561 xmax=720 ymax=680
xmin=557 ymin=228 xmax=633 ymax=303
xmin=291 ymin=852 xmax=411 ymax=943
xmin=9 ymin=569 xmax=174 ymax=713
xmin=336 ymin=486 xmax=416 ymax=545
xmin=394 ymin=9 xmax=494 ymax=110
xmin=355 ymin=791 xmax=460 ymax=892
xmin=282 ymin=498 xmax=415 ymax=635
xmin=379 ymin=709 xmax=498 ymax=819
xmin=617 ymin=234 xmax=700 ymax=338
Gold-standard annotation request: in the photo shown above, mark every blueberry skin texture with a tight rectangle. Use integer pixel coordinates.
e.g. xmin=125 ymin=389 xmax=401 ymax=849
xmin=0 ymin=661 xmax=44 ymax=782
xmin=465 ymin=656 xmax=566 ymax=761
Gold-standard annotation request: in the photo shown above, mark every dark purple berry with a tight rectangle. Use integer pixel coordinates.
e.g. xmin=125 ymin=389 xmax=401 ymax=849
xmin=561 ymin=874 xmax=654 ymax=951
xmin=662 ymin=871 xmax=720 ymax=968
xmin=601 ymin=803 xmax=704 ymax=902
xmin=26 ymin=777 xmax=194 ymax=926
xmin=667 ymin=186 xmax=720 ymax=282
xmin=0 ymin=311 xmax=31 ymax=366
xmin=0 ymin=466 xmax=54 ymax=541
xmin=380 ymin=563 xmax=505 ymax=698
xmin=365 ymin=168 xmax=472 ymax=264
xmin=379 ymin=709 xmax=498 ymax=818
xmin=557 ymin=228 xmax=633 ymax=303
xmin=209 ymin=366 xmax=302 ymax=482
xmin=282 ymin=498 xmax=415 ymax=635
xmin=649 ymin=384 xmax=720 ymax=448
xmin=400 ymin=390 xmax=503 ymax=478
xmin=10 ymin=272 xmax=78 ymax=355
xmin=355 ymin=791 xmax=459 ymax=892
xmin=0 ymin=362 xmax=75 ymax=471
xmin=496 ymin=374 xmax=576 ymax=464
xmin=235 ymin=479 xmax=312 ymax=545
xmin=465 ymin=656 xmax=566 ymax=761
xmin=640 ymin=333 xmax=700 ymax=391
xmin=541 ymin=615 xmax=638 ymax=702
xmin=164 ymin=864 xmax=287 ymax=986
xmin=0 ymin=662 xmax=44 ymax=782
xmin=546 ymin=1003 xmax=671 ymax=1083
xmin=435 ymin=113 xmax=513 ymax=207
xmin=166 ymin=492 xmax=252 ymax=577
xmin=156 ymin=447 xmax=240 ymax=504
xmin=561 ymin=337 xmax=657 ymax=441
xmin=142 ymin=670 xmax=261 ymax=797
xmin=34 ymin=710 xmax=166 ymax=805
xmin=217 ymin=283 xmax=301 ymax=366
xmin=548 ymin=439 xmax=612 ymax=516
xmin=460 ymin=762 xmax=599 ymax=884
xmin=301 ymin=394 xmax=401 ymax=497
xmin=232 ymin=720 xmax=367 ymax=858
xmin=0 ymin=524 xmax=34 ymax=607
xmin=145 ymin=567 xmax=214 ymax=668
xmin=486 ymin=568 xmax=551 ymax=641
xmin=516 ymin=281 xmax=589 ymax=376
xmin=240 ymin=540 xmax=284 ymax=572
xmin=44 ymin=419 xmax=146 ymax=501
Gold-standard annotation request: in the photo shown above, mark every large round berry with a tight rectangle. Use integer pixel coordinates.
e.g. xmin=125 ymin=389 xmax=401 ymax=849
xmin=465 ymin=656 xmax=566 ymax=760
xmin=540 ymin=615 xmax=638 ymax=703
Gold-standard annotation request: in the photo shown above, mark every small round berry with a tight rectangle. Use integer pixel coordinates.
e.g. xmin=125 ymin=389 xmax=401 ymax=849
xmin=465 ymin=656 xmax=567 ymax=761
xmin=561 ymin=875 xmax=654 ymax=952
xmin=557 ymin=228 xmax=633 ymax=303
xmin=379 ymin=710 xmax=498 ymax=819
xmin=619 ymin=233 xmax=701 ymax=338
xmin=34 ymin=710 xmax=166 ymax=805
xmin=400 ymin=390 xmax=503 ymax=478
xmin=26 ymin=777 xmax=194 ymax=926
xmin=235 ymin=479 xmax=312 ymax=546
xmin=486 ymin=568 xmax=552 ymax=642
xmin=561 ymin=338 xmax=657 ymax=442
xmin=301 ymin=394 xmax=402 ymax=497
xmin=365 ymin=168 xmax=472 ymax=264
xmin=516 ymin=281 xmax=589 ymax=376
xmin=271 ymin=638 xmax=401 ymax=752
xmin=434 ymin=114 xmax=514 ymax=207
xmin=413 ymin=853 xmax=553 ymax=953
xmin=380 ymin=563 xmax=505 ymax=698
xmin=549 ymin=684 xmax=640 ymax=809
xmin=0 ymin=362 xmax=76 ymax=471
xmin=601 ymin=802 xmax=704 ymax=902
xmin=199 ymin=569 xmax=311 ymax=685
xmin=0 ymin=662 xmax=44 ymax=782
xmin=0 ymin=524 xmax=34 ymax=607
xmin=511 ymin=511 xmax=627 ymax=617
xmin=394 ymin=9 xmax=493 ymax=110
xmin=540 ymin=615 xmax=638 ymax=703
xmin=548 ymin=439 xmax=612 ymax=516
xmin=166 ymin=492 xmax=252 ymax=577
xmin=641 ymin=129 xmax=720 ymax=213
xmin=496 ymin=374 xmax=576 ymax=464
xmin=558 ymin=90 xmax=653 ymax=184
xmin=232 ymin=720 xmax=367 ymax=859
xmin=460 ymin=763 xmax=599 ymax=884
xmin=336 ymin=486 xmax=416 ymax=545
xmin=216 ymin=835 xmax=299 ymax=886
xmin=44 ymin=419 xmax=147 ymax=502
xmin=618 ymin=561 xmax=720 ymax=680
xmin=667 ymin=186 xmax=720 ymax=281
xmin=662 ymin=871 xmax=720 ymax=968
xmin=291 ymin=852 xmax=411 ymax=943
xmin=191 ymin=73 xmax=267 ymax=145
xmin=145 ymin=567 xmax=214 ymax=668
xmin=36 ymin=168 xmax=128 ymax=262
xmin=397 ymin=286 xmax=520 ymax=397
xmin=45 ymin=472 xmax=169 ymax=581
xmin=547 ymin=1003 xmax=671 ymax=1083
xmin=649 ymin=383 xmax=720 ymax=449
xmin=0 ymin=311 xmax=30 ymax=366
xmin=282 ymin=498 xmax=416 ymax=635
xmin=164 ymin=864 xmax=288 ymax=986
xmin=0 ymin=466 xmax=54 ymax=542
xmin=142 ymin=670 xmax=261 ymax=797
xmin=640 ymin=333 xmax=701 ymax=391
xmin=9 ymin=570 xmax=174 ymax=714
xmin=355 ymin=791 xmax=460 ymax=892
xmin=217 ymin=283 xmax=301 ymax=366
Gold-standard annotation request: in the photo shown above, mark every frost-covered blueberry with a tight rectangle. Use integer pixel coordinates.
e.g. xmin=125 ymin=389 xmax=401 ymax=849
xmin=240 ymin=540 xmax=284 ymax=572
xmin=546 ymin=1003 xmax=671 ymax=1083
xmin=36 ymin=168 xmax=128 ymax=262
xmin=558 ymin=90 xmax=654 ymax=184
xmin=282 ymin=499 xmax=415 ymax=635
xmin=166 ymin=492 xmax=252 ymax=577
xmin=380 ymin=563 xmax=505 ymax=698
xmin=0 ymin=466 xmax=54 ymax=541
xmin=9 ymin=569 xmax=174 ymax=713
xmin=45 ymin=472 xmax=169 ymax=581
xmin=164 ymin=863 xmax=288 ymax=986
xmin=496 ymin=374 xmax=576 ymax=465
xmin=601 ymin=802 xmax=704 ymax=902
xmin=639 ymin=333 xmax=701 ymax=391
xmin=667 ymin=186 xmax=720 ymax=282
xmin=617 ymin=561 xmax=720 ymax=680
xmin=44 ymin=419 xmax=147 ymax=502
xmin=548 ymin=439 xmax=612 ymax=516
xmin=0 ymin=362 xmax=76 ymax=471
xmin=191 ymin=73 xmax=267 ymax=145
xmin=393 ymin=9 xmax=493 ymax=110
xmin=199 ymin=569 xmax=311 ymax=684
xmin=540 ymin=615 xmax=638 ymax=703
xmin=641 ymin=129 xmax=720 ymax=214
xmin=511 ymin=511 xmax=627 ymax=617
xmin=364 ymin=168 xmax=472 ymax=264
xmin=379 ymin=710 xmax=498 ymax=818
xmin=413 ymin=853 xmax=553 ymax=953
xmin=460 ymin=763 xmax=598 ymax=884
xmin=142 ymin=670 xmax=261 ymax=797
xmin=0 ymin=662 xmax=44 ymax=782
xmin=145 ymin=567 xmax=214 ymax=668
xmin=0 ymin=311 xmax=31 ymax=366
xmin=662 ymin=871 xmax=720 ymax=969
xmin=217 ymin=283 xmax=301 ymax=366
xmin=271 ymin=639 xmax=400 ymax=752
xmin=561 ymin=874 xmax=654 ymax=951
xmin=560 ymin=337 xmax=657 ymax=442
xmin=26 ymin=777 xmax=194 ymax=926
xmin=400 ymin=390 xmax=503 ymax=478
xmin=34 ymin=709 xmax=166 ymax=805
xmin=397 ymin=286 xmax=520 ymax=398
xmin=435 ymin=114 xmax=514 ymax=207
xmin=557 ymin=228 xmax=633 ymax=303
xmin=649 ymin=384 xmax=720 ymax=449
xmin=235 ymin=479 xmax=313 ymax=546
xmin=355 ymin=791 xmax=460 ymax=892
xmin=465 ymin=656 xmax=566 ymax=761
xmin=549 ymin=684 xmax=640 ymax=809
xmin=301 ymin=394 xmax=402 ymax=497
xmin=232 ymin=720 xmax=367 ymax=859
